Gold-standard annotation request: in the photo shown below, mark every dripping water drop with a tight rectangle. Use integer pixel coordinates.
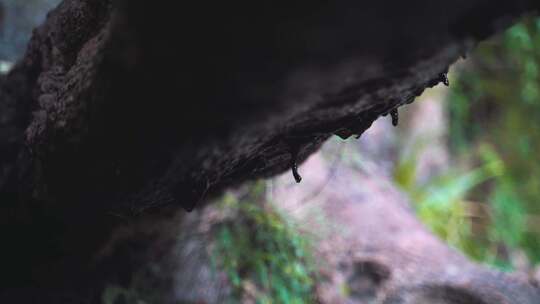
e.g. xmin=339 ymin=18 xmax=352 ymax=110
xmin=390 ymin=109 xmax=399 ymax=127
xmin=440 ymin=73 xmax=449 ymax=86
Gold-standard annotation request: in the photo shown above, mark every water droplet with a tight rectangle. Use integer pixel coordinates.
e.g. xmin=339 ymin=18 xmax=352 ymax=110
xmin=291 ymin=156 xmax=302 ymax=183
xmin=390 ymin=109 xmax=399 ymax=127
xmin=440 ymin=73 xmax=449 ymax=86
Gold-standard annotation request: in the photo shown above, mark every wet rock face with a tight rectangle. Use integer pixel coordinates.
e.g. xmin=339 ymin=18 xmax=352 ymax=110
xmin=2 ymin=2 xmax=539 ymax=213
xmin=8 ymin=0 xmax=539 ymax=214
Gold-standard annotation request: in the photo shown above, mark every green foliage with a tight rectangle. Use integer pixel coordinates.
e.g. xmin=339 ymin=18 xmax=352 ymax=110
xmin=213 ymin=182 xmax=318 ymax=304
xmin=445 ymin=16 xmax=540 ymax=267
xmin=394 ymin=142 xmax=501 ymax=262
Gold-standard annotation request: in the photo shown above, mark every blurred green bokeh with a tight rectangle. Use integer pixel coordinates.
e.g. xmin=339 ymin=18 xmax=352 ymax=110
xmin=397 ymin=16 xmax=540 ymax=270
xmin=213 ymin=182 xmax=318 ymax=304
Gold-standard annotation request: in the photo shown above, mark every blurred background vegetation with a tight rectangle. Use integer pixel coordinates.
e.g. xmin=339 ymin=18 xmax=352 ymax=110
xmin=396 ymin=16 xmax=540 ymax=271
xmin=211 ymin=16 xmax=540 ymax=302
xmin=212 ymin=183 xmax=318 ymax=304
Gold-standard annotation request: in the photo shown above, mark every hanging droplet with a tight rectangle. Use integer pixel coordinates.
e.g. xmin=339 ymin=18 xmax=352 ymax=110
xmin=440 ymin=73 xmax=449 ymax=86
xmin=291 ymin=154 xmax=302 ymax=183
xmin=390 ymin=109 xmax=399 ymax=127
